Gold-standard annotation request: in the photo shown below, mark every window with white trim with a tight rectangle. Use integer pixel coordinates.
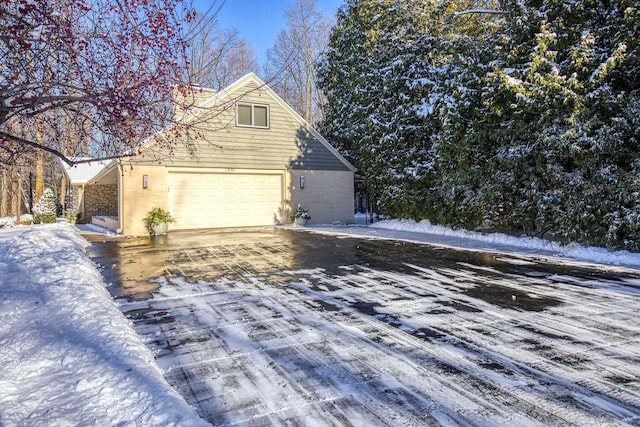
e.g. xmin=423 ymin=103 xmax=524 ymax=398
xmin=236 ymin=103 xmax=269 ymax=128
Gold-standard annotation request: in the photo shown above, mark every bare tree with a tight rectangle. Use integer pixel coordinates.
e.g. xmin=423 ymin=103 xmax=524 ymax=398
xmin=264 ymin=0 xmax=331 ymax=125
xmin=0 ymin=162 xmax=30 ymax=218
xmin=1 ymin=0 xmax=199 ymax=166
xmin=187 ymin=15 xmax=258 ymax=90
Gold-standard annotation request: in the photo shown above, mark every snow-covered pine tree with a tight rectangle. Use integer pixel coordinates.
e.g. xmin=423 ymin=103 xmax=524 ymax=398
xmin=318 ymin=0 xmax=396 ymax=214
xmin=463 ymin=0 xmax=640 ymax=249
xmin=33 ymin=188 xmax=57 ymax=224
xmin=423 ymin=0 xmax=507 ymax=229
xmin=343 ymin=1 xmax=440 ymax=219
xmin=319 ymin=0 xmax=639 ymax=250
xmin=318 ymin=0 xmax=505 ymax=222
xmin=317 ymin=0 xmax=384 ymax=166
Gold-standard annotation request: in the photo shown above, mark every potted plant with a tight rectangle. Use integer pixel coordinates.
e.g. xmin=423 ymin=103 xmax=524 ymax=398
xmin=291 ymin=205 xmax=311 ymax=226
xmin=144 ymin=207 xmax=175 ymax=235
xmin=65 ymin=209 xmax=79 ymax=224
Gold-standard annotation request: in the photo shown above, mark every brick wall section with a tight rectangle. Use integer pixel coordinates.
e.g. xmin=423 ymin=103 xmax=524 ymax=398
xmin=84 ymin=184 xmax=118 ymax=218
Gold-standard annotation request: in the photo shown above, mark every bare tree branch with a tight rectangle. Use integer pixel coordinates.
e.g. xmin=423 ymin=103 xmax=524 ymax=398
xmin=1 ymin=0 xmax=199 ymax=165
xmin=187 ymin=14 xmax=258 ymax=90
xmin=264 ymin=0 xmax=331 ymax=125
xmin=1 ymin=131 xmax=75 ymax=165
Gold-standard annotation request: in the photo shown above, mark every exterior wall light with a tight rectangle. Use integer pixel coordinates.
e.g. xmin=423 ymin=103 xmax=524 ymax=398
xmin=300 ymin=175 xmax=305 ymax=189
xmin=142 ymin=174 xmax=148 ymax=189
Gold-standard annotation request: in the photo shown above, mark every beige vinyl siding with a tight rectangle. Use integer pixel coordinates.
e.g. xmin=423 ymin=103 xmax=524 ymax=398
xmin=287 ymin=170 xmax=354 ymax=225
xmin=114 ymin=74 xmax=355 ymax=236
xmin=135 ymin=81 xmax=350 ymax=171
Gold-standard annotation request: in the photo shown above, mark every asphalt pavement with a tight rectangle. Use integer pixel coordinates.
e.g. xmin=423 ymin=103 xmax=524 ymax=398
xmin=88 ymin=227 xmax=640 ymax=426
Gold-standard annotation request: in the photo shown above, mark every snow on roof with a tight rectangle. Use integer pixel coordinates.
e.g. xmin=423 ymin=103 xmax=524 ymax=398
xmin=61 ymin=158 xmax=113 ymax=185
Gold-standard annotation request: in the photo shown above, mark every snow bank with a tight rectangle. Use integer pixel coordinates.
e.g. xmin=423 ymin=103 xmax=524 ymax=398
xmin=371 ymin=219 xmax=640 ymax=268
xmin=75 ymin=222 xmax=120 ymax=237
xmin=0 ymin=224 xmax=208 ymax=426
xmin=0 ymin=214 xmax=33 ymax=228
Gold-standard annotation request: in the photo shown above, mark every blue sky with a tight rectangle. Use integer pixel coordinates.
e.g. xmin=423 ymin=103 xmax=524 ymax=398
xmin=193 ymin=0 xmax=343 ymax=67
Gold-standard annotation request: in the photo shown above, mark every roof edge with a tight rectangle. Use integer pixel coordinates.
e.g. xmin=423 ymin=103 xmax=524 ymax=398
xmin=210 ymin=73 xmax=355 ymax=172
xmin=60 ymin=158 xmax=115 ymax=185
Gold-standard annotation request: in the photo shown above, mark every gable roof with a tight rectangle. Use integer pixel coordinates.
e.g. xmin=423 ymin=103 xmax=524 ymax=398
xmin=175 ymin=73 xmax=355 ymax=172
xmin=60 ymin=158 xmax=113 ymax=185
xmin=82 ymin=73 xmax=355 ymax=174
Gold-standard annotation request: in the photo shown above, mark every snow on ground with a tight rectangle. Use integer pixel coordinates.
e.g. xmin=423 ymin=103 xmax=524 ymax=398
xmin=0 ymin=214 xmax=33 ymax=228
xmin=0 ymin=224 xmax=208 ymax=426
xmin=75 ymin=222 xmax=121 ymax=237
xmin=112 ymin=228 xmax=640 ymax=425
xmin=2 ymin=216 xmax=640 ymax=425
xmin=316 ymin=217 xmax=640 ymax=270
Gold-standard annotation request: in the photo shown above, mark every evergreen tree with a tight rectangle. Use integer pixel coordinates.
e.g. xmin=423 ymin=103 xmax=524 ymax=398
xmin=319 ymin=0 xmax=640 ymax=250
xmin=425 ymin=1 xmax=508 ymax=229
xmin=462 ymin=0 xmax=640 ymax=248
xmin=33 ymin=188 xmax=57 ymax=224
xmin=318 ymin=0 xmax=504 ymax=220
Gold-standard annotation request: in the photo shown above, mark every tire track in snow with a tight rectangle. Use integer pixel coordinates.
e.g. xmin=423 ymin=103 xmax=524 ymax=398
xmin=283 ymin=263 xmax=640 ymax=425
xmin=130 ymin=278 xmax=467 ymax=426
xmin=104 ymin=232 xmax=640 ymax=426
xmin=282 ymin=271 xmax=633 ymax=426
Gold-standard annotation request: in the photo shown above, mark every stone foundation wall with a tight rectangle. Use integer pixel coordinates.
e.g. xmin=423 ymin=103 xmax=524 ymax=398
xmin=84 ymin=184 xmax=118 ymax=218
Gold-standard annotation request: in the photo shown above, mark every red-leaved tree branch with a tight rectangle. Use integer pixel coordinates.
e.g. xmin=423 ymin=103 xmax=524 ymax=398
xmin=0 ymin=0 xmax=197 ymax=166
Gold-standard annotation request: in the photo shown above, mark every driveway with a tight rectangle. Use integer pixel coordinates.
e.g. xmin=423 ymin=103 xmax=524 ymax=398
xmin=89 ymin=227 xmax=640 ymax=426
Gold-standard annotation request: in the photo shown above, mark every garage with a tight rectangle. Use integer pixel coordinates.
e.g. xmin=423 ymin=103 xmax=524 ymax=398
xmin=81 ymin=73 xmax=355 ymax=236
xmin=168 ymin=171 xmax=283 ymax=229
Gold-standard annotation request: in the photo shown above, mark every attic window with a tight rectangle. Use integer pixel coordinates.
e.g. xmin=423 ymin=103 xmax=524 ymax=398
xmin=237 ymin=103 xmax=269 ymax=128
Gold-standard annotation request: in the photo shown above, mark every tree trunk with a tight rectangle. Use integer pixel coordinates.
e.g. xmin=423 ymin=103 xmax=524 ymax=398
xmin=0 ymin=168 xmax=8 ymax=217
xmin=34 ymin=123 xmax=45 ymax=202
xmin=10 ymin=168 xmax=19 ymax=217
xmin=304 ymin=34 xmax=313 ymax=125
xmin=17 ymin=170 xmax=23 ymax=218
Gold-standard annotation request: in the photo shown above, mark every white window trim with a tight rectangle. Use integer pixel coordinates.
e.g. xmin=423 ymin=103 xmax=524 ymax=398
xmin=236 ymin=102 xmax=270 ymax=129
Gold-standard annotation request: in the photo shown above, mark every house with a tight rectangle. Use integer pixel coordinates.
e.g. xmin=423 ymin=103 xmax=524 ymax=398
xmin=61 ymin=158 xmax=118 ymax=229
xmin=62 ymin=73 xmax=355 ymax=236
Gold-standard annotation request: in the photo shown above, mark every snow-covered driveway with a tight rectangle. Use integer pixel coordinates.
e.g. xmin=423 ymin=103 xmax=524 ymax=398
xmin=91 ymin=227 xmax=640 ymax=426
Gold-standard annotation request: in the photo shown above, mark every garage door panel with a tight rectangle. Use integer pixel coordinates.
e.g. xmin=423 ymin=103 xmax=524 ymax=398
xmin=168 ymin=172 xmax=282 ymax=229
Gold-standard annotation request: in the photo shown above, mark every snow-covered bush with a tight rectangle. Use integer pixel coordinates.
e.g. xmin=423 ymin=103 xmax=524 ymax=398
xmin=0 ymin=217 xmax=14 ymax=228
xmin=18 ymin=214 xmax=33 ymax=225
xmin=33 ymin=188 xmax=57 ymax=224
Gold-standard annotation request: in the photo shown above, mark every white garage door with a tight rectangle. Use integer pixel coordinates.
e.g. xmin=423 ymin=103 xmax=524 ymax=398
xmin=168 ymin=172 xmax=283 ymax=229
